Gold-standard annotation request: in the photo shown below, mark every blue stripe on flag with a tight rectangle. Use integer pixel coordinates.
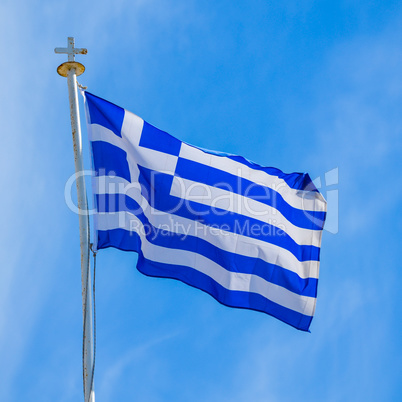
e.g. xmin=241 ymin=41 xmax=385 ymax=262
xmin=191 ymin=146 xmax=318 ymax=192
xmin=137 ymin=255 xmax=313 ymax=331
xmin=226 ymin=155 xmax=318 ymax=192
xmin=85 ymin=92 xmax=124 ymax=137
xmin=96 ymin=229 xmax=313 ymax=331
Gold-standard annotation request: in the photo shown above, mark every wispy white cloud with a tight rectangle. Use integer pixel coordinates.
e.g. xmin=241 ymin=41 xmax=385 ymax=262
xmin=99 ymin=330 xmax=182 ymax=400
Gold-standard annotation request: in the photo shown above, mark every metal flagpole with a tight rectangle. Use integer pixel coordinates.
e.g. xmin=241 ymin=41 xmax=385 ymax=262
xmin=55 ymin=37 xmax=95 ymax=402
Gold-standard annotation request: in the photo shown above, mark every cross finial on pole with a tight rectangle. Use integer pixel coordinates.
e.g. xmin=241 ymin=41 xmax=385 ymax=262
xmin=55 ymin=37 xmax=87 ymax=77
xmin=55 ymin=37 xmax=87 ymax=62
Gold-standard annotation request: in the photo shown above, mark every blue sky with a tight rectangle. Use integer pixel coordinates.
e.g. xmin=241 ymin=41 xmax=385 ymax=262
xmin=1 ymin=1 xmax=401 ymax=401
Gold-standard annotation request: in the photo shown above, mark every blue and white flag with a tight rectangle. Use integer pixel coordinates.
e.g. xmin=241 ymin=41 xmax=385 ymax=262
xmin=83 ymin=91 xmax=326 ymax=331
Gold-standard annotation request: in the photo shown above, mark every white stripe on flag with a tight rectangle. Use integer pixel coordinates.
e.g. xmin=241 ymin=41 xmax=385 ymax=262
xmin=96 ymin=209 xmax=320 ymax=280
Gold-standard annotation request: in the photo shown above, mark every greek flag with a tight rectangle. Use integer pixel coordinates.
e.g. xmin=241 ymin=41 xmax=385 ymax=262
xmin=83 ymin=92 xmax=326 ymax=331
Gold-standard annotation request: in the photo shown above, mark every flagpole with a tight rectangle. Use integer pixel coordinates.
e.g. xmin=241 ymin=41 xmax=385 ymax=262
xmin=55 ymin=37 xmax=95 ymax=402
